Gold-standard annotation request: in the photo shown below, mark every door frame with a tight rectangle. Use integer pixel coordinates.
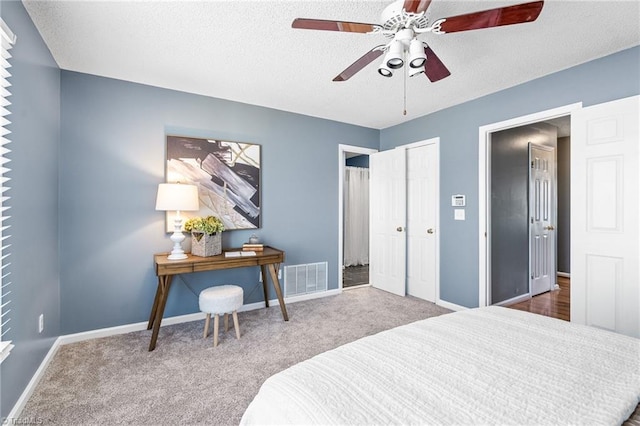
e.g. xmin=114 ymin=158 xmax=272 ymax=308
xmin=338 ymin=144 xmax=378 ymax=291
xmin=478 ymin=103 xmax=581 ymax=307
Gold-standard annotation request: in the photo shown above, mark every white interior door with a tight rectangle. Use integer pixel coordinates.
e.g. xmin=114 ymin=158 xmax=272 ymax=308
xmin=407 ymin=143 xmax=438 ymax=302
xmin=529 ymin=143 xmax=556 ymax=296
xmin=571 ymin=95 xmax=639 ymax=338
xmin=370 ymin=148 xmax=406 ymax=296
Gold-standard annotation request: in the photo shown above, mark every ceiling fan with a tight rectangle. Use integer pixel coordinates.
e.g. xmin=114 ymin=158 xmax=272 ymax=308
xmin=292 ymin=0 xmax=544 ymax=83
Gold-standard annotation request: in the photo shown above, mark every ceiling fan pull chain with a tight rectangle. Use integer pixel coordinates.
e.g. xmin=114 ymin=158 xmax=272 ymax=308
xmin=403 ymin=55 xmax=407 ymax=116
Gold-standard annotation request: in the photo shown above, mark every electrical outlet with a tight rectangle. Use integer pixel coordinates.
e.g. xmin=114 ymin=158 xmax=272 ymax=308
xmin=258 ymin=268 xmax=282 ymax=282
xmin=38 ymin=314 xmax=44 ymax=333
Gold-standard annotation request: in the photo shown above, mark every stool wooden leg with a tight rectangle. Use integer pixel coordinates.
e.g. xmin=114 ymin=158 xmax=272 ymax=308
xmin=213 ymin=314 xmax=220 ymax=347
xmin=232 ymin=310 xmax=240 ymax=339
xmin=203 ymin=313 xmax=211 ymax=338
xmin=224 ymin=313 xmax=229 ymax=332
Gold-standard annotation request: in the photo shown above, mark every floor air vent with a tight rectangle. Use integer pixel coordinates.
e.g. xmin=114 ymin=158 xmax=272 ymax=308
xmin=284 ymin=262 xmax=328 ymax=297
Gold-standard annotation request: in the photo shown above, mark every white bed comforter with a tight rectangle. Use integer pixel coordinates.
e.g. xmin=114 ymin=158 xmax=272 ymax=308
xmin=241 ymin=306 xmax=640 ymax=425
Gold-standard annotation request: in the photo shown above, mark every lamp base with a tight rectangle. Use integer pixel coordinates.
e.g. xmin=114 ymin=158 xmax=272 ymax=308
xmin=167 ymin=215 xmax=187 ymax=260
xmin=167 ymin=252 xmax=188 ymax=260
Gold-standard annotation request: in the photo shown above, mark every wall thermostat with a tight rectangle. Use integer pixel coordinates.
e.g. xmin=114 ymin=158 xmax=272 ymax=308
xmin=451 ymin=194 xmax=466 ymax=207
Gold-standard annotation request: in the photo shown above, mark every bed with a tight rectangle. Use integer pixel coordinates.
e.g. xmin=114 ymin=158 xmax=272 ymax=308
xmin=241 ymin=306 xmax=640 ymax=425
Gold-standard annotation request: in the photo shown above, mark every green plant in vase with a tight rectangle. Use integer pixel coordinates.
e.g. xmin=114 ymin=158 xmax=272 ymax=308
xmin=184 ymin=216 xmax=225 ymax=235
xmin=184 ymin=216 xmax=225 ymax=257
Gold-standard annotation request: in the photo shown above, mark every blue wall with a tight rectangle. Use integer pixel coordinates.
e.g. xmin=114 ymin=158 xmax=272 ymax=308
xmin=381 ymin=46 xmax=640 ymax=308
xmin=0 ymin=0 xmax=61 ymax=417
xmin=59 ymin=71 xmax=379 ymax=334
xmin=2 ymin=0 xmax=639 ymax=415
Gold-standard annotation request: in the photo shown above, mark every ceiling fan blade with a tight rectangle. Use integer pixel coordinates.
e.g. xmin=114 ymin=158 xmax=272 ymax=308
xmin=333 ymin=47 xmax=385 ymax=82
xmin=423 ymin=46 xmax=451 ymax=82
xmin=292 ymin=18 xmax=380 ymax=34
xmin=438 ymin=1 xmax=544 ymax=33
xmin=403 ymin=0 xmax=433 ymax=14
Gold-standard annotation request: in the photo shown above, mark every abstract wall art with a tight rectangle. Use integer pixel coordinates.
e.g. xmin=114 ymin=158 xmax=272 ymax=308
xmin=165 ymin=135 xmax=261 ymax=231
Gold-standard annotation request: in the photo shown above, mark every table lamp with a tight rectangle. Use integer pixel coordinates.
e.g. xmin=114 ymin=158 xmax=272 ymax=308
xmin=155 ymin=183 xmax=199 ymax=260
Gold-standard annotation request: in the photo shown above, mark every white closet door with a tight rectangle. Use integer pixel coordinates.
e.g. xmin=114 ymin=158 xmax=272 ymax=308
xmin=407 ymin=143 xmax=438 ymax=302
xmin=370 ymin=148 xmax=406 ymax=296
xmin=571 ymin=95 xmax=639 ymax=338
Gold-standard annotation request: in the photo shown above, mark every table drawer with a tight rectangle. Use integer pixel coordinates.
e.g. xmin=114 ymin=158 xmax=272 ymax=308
xmin=193 ymin=260 xmax=248 ymax=272
xmin=157 ymin=264 xmax=194 ymax=275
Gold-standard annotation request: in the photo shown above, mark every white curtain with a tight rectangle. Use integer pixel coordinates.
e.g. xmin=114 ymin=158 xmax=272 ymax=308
xmin=344 ymin=166 xmax=369 ymax=267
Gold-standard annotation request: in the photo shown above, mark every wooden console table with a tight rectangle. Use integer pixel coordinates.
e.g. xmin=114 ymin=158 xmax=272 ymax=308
xmin=149 ymin=246 xmax=287 ymax=351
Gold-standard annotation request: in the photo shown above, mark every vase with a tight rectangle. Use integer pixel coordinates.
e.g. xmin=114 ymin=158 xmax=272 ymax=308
xmin=190 ymin=231 xmax=222 ymax=257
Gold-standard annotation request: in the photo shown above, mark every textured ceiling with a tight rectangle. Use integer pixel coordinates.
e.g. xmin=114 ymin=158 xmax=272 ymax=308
xmin=22 ymin=0 xmax=640 ymax=129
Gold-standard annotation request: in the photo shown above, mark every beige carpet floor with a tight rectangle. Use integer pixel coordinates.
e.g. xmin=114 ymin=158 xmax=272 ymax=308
xmin=20 ymin=287 xmax=451 ymax=425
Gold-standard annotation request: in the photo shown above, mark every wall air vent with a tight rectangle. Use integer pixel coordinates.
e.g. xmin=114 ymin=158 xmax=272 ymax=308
xmin=284 ymin=262 xmax=328 ymax=297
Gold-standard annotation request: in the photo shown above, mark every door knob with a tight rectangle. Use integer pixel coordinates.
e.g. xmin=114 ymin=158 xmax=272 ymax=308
xmin=544 ymin=225 xmax=555 ymax=231
xmin=427 ymin=228 xmax=435 ymax=234
xmin=396 ymin=226 xmax=403 ymax=232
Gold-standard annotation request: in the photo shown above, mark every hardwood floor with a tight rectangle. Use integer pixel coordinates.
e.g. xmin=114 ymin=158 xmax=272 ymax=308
xmin=506 ymin=276 xmax=570 ymax=321
xmin=343 ymin=265 xmax=369 ymax=288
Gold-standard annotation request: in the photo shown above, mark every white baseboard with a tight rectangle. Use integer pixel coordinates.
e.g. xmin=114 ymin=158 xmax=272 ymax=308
xmin=8 ymin=337 xmax=61 ymax=421
xmin=557 ymin=272 xmax=570 ymax=278
xmin=494 ymin=293 xmax=530 ymax=307
xmin=59 ymin=291 xmax=340 ymax=346
xmin=436 ymin=299 xmax=469 ymax=311
xmin=9 ymin=289 xmax=339 ymax=418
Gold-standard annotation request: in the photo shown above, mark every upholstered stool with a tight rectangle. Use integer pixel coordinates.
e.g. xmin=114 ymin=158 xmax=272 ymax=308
xmin=199 ymin=285 xmax=243 ymax=347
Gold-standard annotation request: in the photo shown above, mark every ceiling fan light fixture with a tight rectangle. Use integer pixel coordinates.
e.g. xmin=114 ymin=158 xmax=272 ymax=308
xmin=408 ymin=39 xmax=427 ymax=68
xmin=378 ymin=60 xmax=393 ymax=77
xmin=293 ymin=0 xmax=546 ymax=83
xmin=387 ymin=57 xmax=403 ymax=69
xmin=385 ymin=40 xmax=404 ymax=69
xmin=409 ymin=65 xmax=425 ymax=77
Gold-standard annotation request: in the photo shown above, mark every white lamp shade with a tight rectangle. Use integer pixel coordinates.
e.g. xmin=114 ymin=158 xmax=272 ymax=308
xmin=385 ymin=40 xmax=404 ymax=69
xmin=409 ymin=39 xmax=427 ymax=69
xmin=378 ymin=60 xmax=393 ymax=77
xmin=409 ymin=65 xmax=425 ymax=77
xmin=155 ymin=183 xmax=199 ymax=211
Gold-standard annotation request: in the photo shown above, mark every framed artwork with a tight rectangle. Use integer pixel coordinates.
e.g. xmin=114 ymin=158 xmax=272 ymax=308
xmin=165 ymin=135 xmax=261 ymax=231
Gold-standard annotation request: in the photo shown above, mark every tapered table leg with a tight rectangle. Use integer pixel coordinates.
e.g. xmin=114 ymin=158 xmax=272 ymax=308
xmin=260 ymin=265 xmax=270 ymax=308
xmin=148 ymin=274 xmax=174 ymax=351
xmin=268 ymin=263 xmax=289 ymax=321
xmin=147 ymin=279 xmax=163 ymax=329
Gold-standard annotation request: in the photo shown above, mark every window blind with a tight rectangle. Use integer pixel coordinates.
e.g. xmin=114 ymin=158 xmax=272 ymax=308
xmin=0 ymin=18 xmax=15 ymax=363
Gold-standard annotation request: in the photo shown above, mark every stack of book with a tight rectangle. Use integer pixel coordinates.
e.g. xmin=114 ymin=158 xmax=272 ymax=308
xmin=242 ymin=243 xmax=264 ymax=252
